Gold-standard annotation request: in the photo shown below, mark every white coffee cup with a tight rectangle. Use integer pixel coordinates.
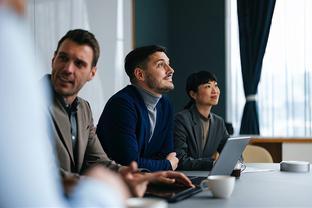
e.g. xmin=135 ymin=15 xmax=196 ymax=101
xmin=200 ymin=175 xmax=235 ymax=198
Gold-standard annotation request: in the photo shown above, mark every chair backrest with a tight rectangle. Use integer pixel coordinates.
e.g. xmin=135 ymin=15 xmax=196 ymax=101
xmin=243 ymin=144 xmax=273 ymax=163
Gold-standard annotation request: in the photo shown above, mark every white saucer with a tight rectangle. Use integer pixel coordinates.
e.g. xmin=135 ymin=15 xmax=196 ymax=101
xmin=126 ymin=198 xmax=167 ymax=208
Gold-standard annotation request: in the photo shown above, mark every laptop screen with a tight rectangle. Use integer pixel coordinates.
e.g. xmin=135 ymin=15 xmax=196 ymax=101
xmin=210 ymin=136 xmax=250 ymax=176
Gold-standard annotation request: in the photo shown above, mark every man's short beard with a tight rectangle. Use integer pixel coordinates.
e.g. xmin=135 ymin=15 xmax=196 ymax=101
xmin=156 ymin=85 xmax=174 ymax=94
xmin=146 ymin=74 xmax=174 ymax=94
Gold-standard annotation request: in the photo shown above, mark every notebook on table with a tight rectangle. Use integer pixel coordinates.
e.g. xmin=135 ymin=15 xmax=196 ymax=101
xmin=144 ymin=136 xmax=250 ymax=203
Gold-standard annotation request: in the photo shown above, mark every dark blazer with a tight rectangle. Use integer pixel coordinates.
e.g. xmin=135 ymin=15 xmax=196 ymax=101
xmin=174 ymin=105 xmax=229 ymax=170
xmin=96 ymin=85 xmax=173 ymax=172
xmin=44 ymin=75 xmax=120 ymax=178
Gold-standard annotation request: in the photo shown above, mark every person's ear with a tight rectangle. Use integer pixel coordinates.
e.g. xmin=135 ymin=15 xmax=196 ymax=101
xmin=133 ymin=67 xmax=145 ymax=81
xmin=189 ymin=90 xmax=197 ymax=100
xmin=88 ymin=66 xmax=97 ymax=81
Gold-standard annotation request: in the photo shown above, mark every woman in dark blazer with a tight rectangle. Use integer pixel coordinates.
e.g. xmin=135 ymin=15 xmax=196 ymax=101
xmin=174 ymin=71 xmax=229 ymax=170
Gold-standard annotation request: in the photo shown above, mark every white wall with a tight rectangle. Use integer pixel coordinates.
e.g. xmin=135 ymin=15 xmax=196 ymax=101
xmin=283 ymin=143 xmax=312 ymax=163
xmin=27 ymin=0 xmax=132 ymax=123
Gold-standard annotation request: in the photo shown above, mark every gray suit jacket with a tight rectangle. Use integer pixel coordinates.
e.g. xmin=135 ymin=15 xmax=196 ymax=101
xmin=45 ymin=76 xmax=120 ymax=177
xmin=174 ymin=105 xmax=229 ymax=170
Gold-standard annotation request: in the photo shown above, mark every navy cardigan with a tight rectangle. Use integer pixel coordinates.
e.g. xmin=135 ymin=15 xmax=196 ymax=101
xmin=96 ymin=85 xmax=173 ymax=171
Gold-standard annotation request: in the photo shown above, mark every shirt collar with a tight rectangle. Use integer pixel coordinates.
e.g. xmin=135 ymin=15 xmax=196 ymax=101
xmin=133 ymin=84 xmax=161 ymax=110
xmin=46 ymin=74 xmax=80 ymax=112
xmin=57 ymin=96 xmax=80 ymax=113
xmin=194 ymin=105 xmax=211 ymax=122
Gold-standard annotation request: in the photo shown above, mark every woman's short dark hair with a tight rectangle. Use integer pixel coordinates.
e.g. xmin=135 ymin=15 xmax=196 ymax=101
xmin=184 ymin=71 xmax=218 ymax=109
xmin=124 ymin=45 xmax=167 ymax=83
xmin=55 ymin=29 xmax=100 ymax=67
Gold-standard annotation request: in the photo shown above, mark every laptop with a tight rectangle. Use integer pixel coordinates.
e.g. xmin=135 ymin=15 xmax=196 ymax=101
xmin=144 ymin=136 xmax=250 ymax=202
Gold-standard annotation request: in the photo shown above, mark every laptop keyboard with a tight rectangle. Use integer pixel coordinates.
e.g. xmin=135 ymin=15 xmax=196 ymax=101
xmin=145 ymin=176 xmax=204 ymax=202
xmin=188 ymin=176 xmax=207 ymax=186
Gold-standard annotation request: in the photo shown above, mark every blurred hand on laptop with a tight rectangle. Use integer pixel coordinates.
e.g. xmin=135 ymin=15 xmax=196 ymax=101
xmin=150 ymin=171 xmax=195 ymax=188
xmin=119 ymin=161 xmax=195 ymax=197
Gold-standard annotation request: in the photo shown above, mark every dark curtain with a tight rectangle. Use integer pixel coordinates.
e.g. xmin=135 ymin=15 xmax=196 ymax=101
xmin=237 ymin=0 xmax=276 ymax=134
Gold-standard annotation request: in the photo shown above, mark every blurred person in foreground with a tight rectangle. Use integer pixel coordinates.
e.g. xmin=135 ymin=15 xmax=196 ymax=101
xmin=0 ymin=0 xmax=128 ymax=207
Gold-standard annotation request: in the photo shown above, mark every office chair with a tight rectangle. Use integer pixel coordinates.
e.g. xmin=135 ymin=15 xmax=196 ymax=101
xmin=243 ymin=144 xmax=273 ymax=163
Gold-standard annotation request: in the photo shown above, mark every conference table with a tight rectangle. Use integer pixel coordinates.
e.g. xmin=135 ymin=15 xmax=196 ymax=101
xmin=169 ymin=163 xmax=312 ymax=208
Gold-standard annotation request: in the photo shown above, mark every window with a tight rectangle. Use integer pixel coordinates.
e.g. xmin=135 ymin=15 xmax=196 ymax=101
xmin=227 ymin=0 xmax=312 ymax=136
xmin=27 ymin=0 xmax=133 ymax=123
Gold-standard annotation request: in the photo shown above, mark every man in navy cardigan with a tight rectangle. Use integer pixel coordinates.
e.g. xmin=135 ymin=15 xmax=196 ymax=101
xmin=97 ymin=45 xmax=179 ymax=172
